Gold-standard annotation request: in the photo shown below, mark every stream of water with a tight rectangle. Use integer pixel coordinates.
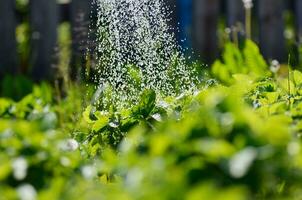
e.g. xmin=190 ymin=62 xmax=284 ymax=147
xmin=91 ymin=0 xmax=199 ymax=107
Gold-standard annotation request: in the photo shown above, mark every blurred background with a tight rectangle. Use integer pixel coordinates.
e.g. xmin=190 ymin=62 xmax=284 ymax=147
xmin=0 ymin=0 xmax=301 ymax=94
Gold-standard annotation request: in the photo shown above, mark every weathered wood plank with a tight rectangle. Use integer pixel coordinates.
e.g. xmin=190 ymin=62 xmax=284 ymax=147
xmin=192 ymin=0 xmax=219 ymax=63
xmin=258 ymin=0 xmax=285 ymax=61
xmin=226 ymin=0 xmax=245 ymax=44
xmin=0 ymin=0 xmax=17 ymax=77
xmin=59 ymin=3 xmax=71 ymax=22
xmin=70 ymin=0 xmax=93 ymax=80
xmin=227 ymin=0 xmax=244 ymax=27
xmin=296 ymin=0 xmax=302 ymax=43
xmin=29 ymin=0 xmax=58 ymax=81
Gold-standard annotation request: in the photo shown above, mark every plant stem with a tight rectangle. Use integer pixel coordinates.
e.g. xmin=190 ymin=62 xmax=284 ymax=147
xmin=245 ymin=8 xmax=252 ymax=40
xmin=299 ymin=42 xmax=302 ymax=68
xmin=232 ymin=26 xmax=239 ymax=48
xmin=288 ymin=54 xmax=291 ymax=97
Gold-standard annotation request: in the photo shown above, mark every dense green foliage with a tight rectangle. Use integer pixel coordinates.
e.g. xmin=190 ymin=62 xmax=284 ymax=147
xmin=1 ymin=41 xmax=302 ymax=199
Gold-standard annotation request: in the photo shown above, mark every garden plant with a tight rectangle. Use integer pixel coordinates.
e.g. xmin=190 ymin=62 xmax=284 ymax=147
xmin=1 ymin=0 xmax=302 ymax=200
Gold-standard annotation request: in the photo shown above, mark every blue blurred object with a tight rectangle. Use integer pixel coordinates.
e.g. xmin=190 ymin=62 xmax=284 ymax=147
xmin=177 ymin=0 xmax=192 ymax=50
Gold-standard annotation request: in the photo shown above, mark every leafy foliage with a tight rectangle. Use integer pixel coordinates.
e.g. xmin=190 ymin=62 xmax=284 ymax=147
xmin=2 ymin=41 xmax=302 ymax=199
xmin=212 ymin=40 xmax=269 ymax=85
xmin=93 ymin=78 xmax=302 ymax=199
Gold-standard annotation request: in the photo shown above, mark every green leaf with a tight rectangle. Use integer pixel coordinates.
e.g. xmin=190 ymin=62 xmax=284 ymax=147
xmin=0 ymin=157 xmax=11 ymax=180
xmin=132 ymin=89 xmax=156 ymax=118
xmin=127 ymin=64 xmax=142 ymax=88
xmin=83 ymin=105 xmax=97 ymax=124
xmin=223 ymin=42 xmax=244 ymax=73
xmin=120 ymin=117 xmax=138 ymax=132
xmin=263 ymin=92 xmax=279 ymax=104
xmin=33 ymin=82 xmax=53 ymax=103
xmin=243 ymin=40 xmax=268 ymax=75
xmin=92 ymin=115 xmax=110 ymax=132
xmin=0 ymin=98 xmax=13 ymax=116
xmin=293 ymin=70 xmax=302 ymax=86
xmin=212 ymin=60 xmax=233 ymax=85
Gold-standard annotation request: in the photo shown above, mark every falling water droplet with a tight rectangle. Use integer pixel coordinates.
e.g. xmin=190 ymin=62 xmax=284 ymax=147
xmin=90 ymin=0 xmax=200 ymax=108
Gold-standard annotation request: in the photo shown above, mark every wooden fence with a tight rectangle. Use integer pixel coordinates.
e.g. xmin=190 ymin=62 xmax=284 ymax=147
xmin=0 ymin=0 xmax=94 ymax=81
xmin=190 ymin=0 xmax=302 ymax=63
xmin=0 ymin=0 xmax=302 ymax=81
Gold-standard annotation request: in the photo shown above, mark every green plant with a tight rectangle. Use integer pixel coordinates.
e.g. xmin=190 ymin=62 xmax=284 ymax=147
xmin=2 ymin=40 xmax=302 ymax=200
xmin=212 ymin=40 xmax=269 ymax=85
